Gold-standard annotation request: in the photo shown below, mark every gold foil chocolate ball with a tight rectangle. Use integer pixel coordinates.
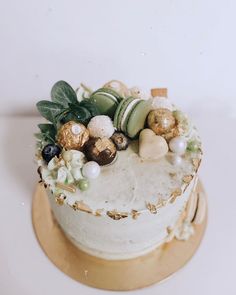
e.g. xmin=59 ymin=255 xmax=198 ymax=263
xmin=147 ymin=108 xmax=176 ymax=135
xmin=57 ymin=121 xmax=89 ymax=150
xmin=85 ymin=137 xmax=117 ymax=165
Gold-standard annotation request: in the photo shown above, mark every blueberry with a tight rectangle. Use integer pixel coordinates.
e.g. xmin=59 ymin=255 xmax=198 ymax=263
xmin=42 ymin=144 xmax=61 ymax=163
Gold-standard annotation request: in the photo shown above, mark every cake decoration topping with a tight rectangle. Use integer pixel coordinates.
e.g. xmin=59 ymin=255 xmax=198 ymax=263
xmin=42 ymin=144 xmax=61 ymax=163
xmin=187 ymin=139 xmax=201 ymax=153
xmin=35 ymin=80 xmax=203 ymax=217
xmin=57 ymin=121 xmax=89 ymax=150
xmin=87 ymin=115 xmax=114 ymax=138
xmin=85 ymin=138 xmax=117 ymax=165
xmin=111 ymin=132 xmax=129 ymax=151
xmin=55 ymin=194 xmax=66 ymax=205
xmin=169 ymin=136 xmax=187 ymax=155
xmin=77 ymin=179 xmax=90 ymax=191
xmin=103 ymin=80 xmax=130 ymax=99
xmin=82 ymin=161 xmax=101 ymax=179
xmin=56 ymin=182 xmax=77 ymax=193
xmin=147 ymin=108 xmax=176 ymax=136
xmin=107 ymin=210 xmax=129 ymax=220
xmin=89 ymin=88 xmax=121 ymax=118
xmin=146 ymin=202 xmax=158 ymax=214
xmin=139 ymin=129 xmax=168 ymax=160
xmin=169 ymin=188 xmax=182 ymax=203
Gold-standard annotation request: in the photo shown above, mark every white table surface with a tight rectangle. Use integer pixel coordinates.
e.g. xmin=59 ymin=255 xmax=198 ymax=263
xmin=0 ymin=113 xmax=235 ymax=295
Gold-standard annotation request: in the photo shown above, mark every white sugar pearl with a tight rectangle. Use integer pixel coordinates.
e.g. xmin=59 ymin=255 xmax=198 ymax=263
xmin=169 ymin=136 xmax=187 ymax=155
xmin=170 ymin=154 xmax=182 ymax=166
xmin=82 ymin=161 xmax=101 ymax=179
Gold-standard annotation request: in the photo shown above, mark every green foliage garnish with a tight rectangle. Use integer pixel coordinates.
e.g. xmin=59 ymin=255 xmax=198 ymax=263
xmin=51 ymin=80 xmax=78 ymax=107
xmin=35 ymin=80 xmax=100 ymax=146
xmin=34 ymin=123 xmax=57 ymax=146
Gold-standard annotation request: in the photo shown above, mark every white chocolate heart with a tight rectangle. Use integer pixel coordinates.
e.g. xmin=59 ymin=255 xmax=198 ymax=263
xmin=139 ymin=129 xmax=168 ymax=160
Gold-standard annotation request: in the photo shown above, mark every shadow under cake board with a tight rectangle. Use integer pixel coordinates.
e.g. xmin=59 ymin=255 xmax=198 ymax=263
xmin=32 ymin=181 xmax=207 ymax=291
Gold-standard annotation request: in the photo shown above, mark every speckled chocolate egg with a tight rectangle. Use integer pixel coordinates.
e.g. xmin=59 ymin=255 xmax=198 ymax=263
xmin=85 ymin=137 xmax=117 ymax=165
xmin=111 ymin=132 xmax=129 ymax=151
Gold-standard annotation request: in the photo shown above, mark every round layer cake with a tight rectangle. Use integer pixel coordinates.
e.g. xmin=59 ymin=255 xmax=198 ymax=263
xmin=35 ymin=80 xmax=204 ymax=260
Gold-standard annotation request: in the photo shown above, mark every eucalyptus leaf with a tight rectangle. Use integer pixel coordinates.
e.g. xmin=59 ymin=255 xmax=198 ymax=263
xmin=79 ymin=100 xmax=100 ymax=117
xmin=36 ymin=101 xmax=64 ymax=124
xmin=34 ymin=133 xmax=45 ymax=140
xmin=51 ymin=81 xmax=78 ymax=107
xmin=68 ymin=104 xmax=91 ymax=124
xmin=38 ymin=123 xmax=56 ymax=138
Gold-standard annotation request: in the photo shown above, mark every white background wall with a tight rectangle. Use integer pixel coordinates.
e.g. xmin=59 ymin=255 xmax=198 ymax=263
xmin=1 ymin=0 xmax=236 ymax=116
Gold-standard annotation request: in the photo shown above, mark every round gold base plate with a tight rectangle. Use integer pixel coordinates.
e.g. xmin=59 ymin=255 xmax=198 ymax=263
xmin=32 ymin=181 xmax=207 ymax=291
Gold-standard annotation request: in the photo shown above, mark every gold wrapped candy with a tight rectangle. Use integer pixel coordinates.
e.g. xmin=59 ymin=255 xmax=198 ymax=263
xmin=147 ymin=109 xmax=176 ymax=136
xmin=57 ymin=121 xmax=89 ymax=150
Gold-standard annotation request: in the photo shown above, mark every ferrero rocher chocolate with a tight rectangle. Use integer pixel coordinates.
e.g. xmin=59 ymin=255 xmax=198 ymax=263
xmin=85 ymin=137 xmax=117 ymax=165
xmin=147 ymin=108 xmax=176 ymax=135
xmin=57 ymin=121 xmax=89 ymax=150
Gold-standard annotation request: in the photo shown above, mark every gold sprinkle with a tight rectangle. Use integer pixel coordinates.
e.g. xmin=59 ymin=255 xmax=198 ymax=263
xmin=169 ymin=172 xmax=176 ymax=178
xmin=95 ymin=209 xmax=104 ymax=216
xmin=107 ymin=210 xmax=129 ymax=220
xmin=131 ymin=210 xmax=141 ymax=220
xmin=167 ymin=226 xmax=173 ymax=235
xmin=182 ymin=175 xmax=193 ymax=184
xmin=170 ymin=188 xmax=182 ymax=203
xmin=146 ymin=202 xmax=158 ymax=214
xmin=73 ymin=201 xmax=93 ymax=213
xmin=56 ymin=182 xmax=76 ymax=193
xmin=55 ymin=194 xmax=66 ymax=206
xmin=192 ymin=158 xmax=201 ymax=171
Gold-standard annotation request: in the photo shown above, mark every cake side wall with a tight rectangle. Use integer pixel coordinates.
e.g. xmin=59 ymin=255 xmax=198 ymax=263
xmin=47 ymin=178 xmax=195 ymax=260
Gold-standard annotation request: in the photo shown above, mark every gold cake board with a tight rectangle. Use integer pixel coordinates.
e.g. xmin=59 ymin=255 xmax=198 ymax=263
xmin=32 ymin=181 xmax=207 ymax=291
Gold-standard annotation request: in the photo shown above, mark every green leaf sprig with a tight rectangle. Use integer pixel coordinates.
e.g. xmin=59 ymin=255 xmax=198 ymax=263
xmin=35 ymin=81 xmax=100 ymax=145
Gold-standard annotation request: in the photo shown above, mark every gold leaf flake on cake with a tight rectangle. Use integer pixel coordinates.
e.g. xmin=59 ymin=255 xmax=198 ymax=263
xmin=106 ymin=210 xmax=129 ymax=220
xmin=169 ymin=172 xmax=176 ymax=178
xmin=192 ymin=158 xmax=201 ymax=171
xmin=182 ymin=175 xmax=193 ymax=184
xmin=169 ymin=188 xmax=182 ymax=204
xmin=95 ymin=209 xmax=104 ymax=216
xmin=55 ymin=194 xmax=66 ymax=206
xmin=72 ymin=201 xmax=93 ymax=213
xmin=146 ymin=202 xmax=158 ymax=214
xmin=56 ymin=182 xmax=76 ymax=193
xmin=156 ymin=198 xmax=165 ymax=208
xmin=131 ymin=209 xmax=141 ymax=220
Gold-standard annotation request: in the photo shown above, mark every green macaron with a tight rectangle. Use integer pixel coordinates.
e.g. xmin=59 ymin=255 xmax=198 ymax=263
xmin=126 ymin=100 xmax=151 ymax=138
xmin=114 ymin=97 xmax=137 ymax=130
xmin=90 ymin=88 xmax=122 ymax=118
xmin=114 ymin=97 xmax=151 ymax=138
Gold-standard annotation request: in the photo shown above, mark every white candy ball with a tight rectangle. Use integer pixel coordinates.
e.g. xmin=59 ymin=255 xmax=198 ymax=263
xmin=82 ymin=161 xmax=101 ymax=179
xmin=169 ymin=136 xmax=187 ymax=155
xmin=88 ymin=115 xmax=114 ymax=138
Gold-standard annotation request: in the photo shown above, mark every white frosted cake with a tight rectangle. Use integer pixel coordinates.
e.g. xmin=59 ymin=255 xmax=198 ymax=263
xmin=35 ymin=80 xmax=205 ymax=260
